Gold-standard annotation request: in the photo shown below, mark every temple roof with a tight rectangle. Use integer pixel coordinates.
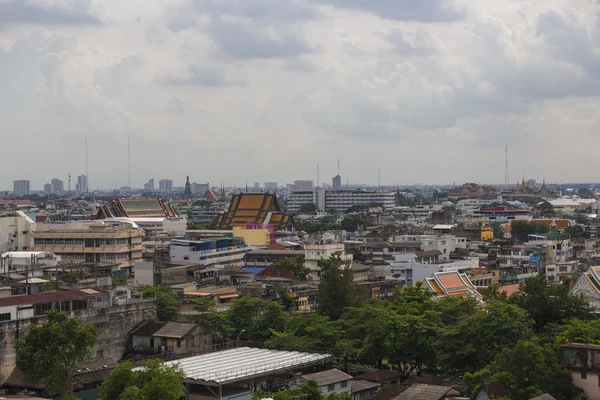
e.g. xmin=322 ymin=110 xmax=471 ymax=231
xmin=217 ymin=193 xmax=294 ymax=230
xmin=426 ymin=271 xmax=483 ymax=304
xmin=96 ymin=198 xmax=179 ymax=219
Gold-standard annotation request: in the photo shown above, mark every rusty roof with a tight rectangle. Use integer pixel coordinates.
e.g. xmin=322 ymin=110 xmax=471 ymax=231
xmin=0 ymin=288 xmax=108 ymax=307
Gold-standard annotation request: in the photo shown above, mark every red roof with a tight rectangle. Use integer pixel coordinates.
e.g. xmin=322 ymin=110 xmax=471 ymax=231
xmin=255 ymin=265 xmax=294 ymax=280
xmin=0 ymin=289 xmax=108 ymax=307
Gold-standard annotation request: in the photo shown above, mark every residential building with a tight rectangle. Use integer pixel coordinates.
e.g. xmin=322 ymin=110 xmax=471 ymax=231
xmin=264 ymin=182 xmax=278 ymax=191
xmin=43 ymin=183 xmax=52 ymax=194
xmin=305 ymin=242 xmax=353 ymax=280
xmin=31 ymin=220 xmax=144 ymax=268
xmin=159 ymin=179 xmax=173 ymax=191
xmin=144 ymin=178 xmax=155 ymax=191
xmin=233 ymin=224 xmax=275 ymax=247
xmin=287 ymin=189 xmax=395 ymax=212
xmin=387 ymin=253 xmax=478 ymax=287
xmin=0 ymin=211 xmax=35 ymax=252
xmin=217 ymin=193 xmax=294 ymax=231
xmin=77 ymin=175 xmax=88 ymax=193
xmin=392 ymin=235 xmax=467 ymax=262
xmin=559 ymin=343 xmax=600 ymax=400
xmin=244 ymin=250 xmax=304 ymax=268
xmin=351 ymin=380 xmax=381 ymax=400
xmin=332 ymin=175 xmax=342 ymax=190
xmin=170 ymin=237 xmax=249 ymax=267
xmin=50 ymin=178 xmax=63 ymax=195
xmin=527 ymin=234 xmax=572 ymax=263
xmin=129 ymin=321 xmax=211 ymax=355
xmin=395 ymin=384 xmax=460 ymax=400
xmin=12 ymin=180 xmax=30 ymax=196
xmin=545 ymin=261 xmax=581 ymax=284
xmin=300 ymin=369 xmax=353 ymax=397
xmin=0 ymin=251 xmax=61 ymax=277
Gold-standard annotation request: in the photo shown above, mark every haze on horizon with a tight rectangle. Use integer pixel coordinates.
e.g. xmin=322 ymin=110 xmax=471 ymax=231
xmin=1 ymin=0 xmax=600 ymax=191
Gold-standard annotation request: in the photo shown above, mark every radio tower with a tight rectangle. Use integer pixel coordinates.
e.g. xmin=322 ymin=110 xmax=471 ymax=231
xmin=504 ymin=145 xmax=509 ymax=185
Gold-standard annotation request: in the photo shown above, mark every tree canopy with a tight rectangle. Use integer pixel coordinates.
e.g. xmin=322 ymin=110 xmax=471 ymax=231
xmin=101 ymin=359 xmax=185 ymax=400
xmin=252 ymin=380 xmax=352 ymax=400
xmin=16 ymin=310 xmax=98 ymax=399
xmin=142 ymin=285 xmax=180 ymax=321
xmin=317 ymin=255 xmax=365 ymax=320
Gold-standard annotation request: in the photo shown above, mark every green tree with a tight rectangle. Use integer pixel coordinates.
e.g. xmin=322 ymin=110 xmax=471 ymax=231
xmin=464 ymin=340 xmax=580 ymax=400
xmin=317 ymin=255 xmax=365 ymax=320
xmin=349 ymin=247 xmax=367 ymax=262
xmin=299 ymin=203 xmax=318 ymax=213
xmin=565 ymin=225 xmax=589 ymax=239
xmin=101 ymin=359 xmax=185 ymax=400
xmin=273 ymin=255 xmax=309 ymax=280
xmin=555 ymin=318 xmax=600 ymax=346
xmin=16 ymin=310 xmax=98 ymax=400
xmin=510 ymin=221 xmax=537 ymax=242
xmin=142 ymin=285 xmax=180 ymax=321
xmin=253 ymin=380 xmax=352 ymax=400
xmin=265 ymin=313 xmax=342 ymax=353
xmin=490 ymin=222 xmax=504 ymax=239
xmin=340 ymin=216 xmax=369 ymax=231
xmin=227 ymin=296 xmax=286 ymax=341
xmin=509 ymin=276 xmax=591 ymax=332
xmin=535 ymin=201 xmax=554 ymax=217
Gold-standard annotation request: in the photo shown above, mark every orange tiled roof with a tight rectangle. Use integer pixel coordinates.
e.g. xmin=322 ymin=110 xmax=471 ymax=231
xmin=96 ymin=198 xmax=179 ymax=219
xmin=217 ymin=193 xmax=294 ymax=230
xmin=426 ymin=271 xmax=483 ymax=304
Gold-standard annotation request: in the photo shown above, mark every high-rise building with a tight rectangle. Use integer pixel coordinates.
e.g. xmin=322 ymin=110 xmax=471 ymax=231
xmin=77 ymin=175 xmax=88 ymax=193
xmin=159 ymin=179 xmax=173 ymax=191
xmin=292 ymin=180 xmax=314 ymax=190
xmin=332 ymin=175 xmax=342 ymax=190
xmin=265 ymin=182 xmax=278 ymax=191
xmin=50 ymin=178 xmax=64 ymax=194
xmin=253 ymin=182 xmax=260 ymax=191
xmin=44 ymin=183 xmax=52 ymax=194
xmin=144 ymin=178 xmax=155 ymax=191
xmin=13 ymin=180 xmax=30 ymax=196
xmin=288 ymin=189 xmax=396 ymax=212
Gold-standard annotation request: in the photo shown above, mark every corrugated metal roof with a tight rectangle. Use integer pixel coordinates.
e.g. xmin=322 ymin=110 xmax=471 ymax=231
xmin=153 ymin=322 xmax=198 ymax=339
xmin=147 ymin=347 xmax=330 ymax=385
xmin=529 ymin=395 xmax=556 ymax=400
xmin=351 ymin=379 xmax=381 ymax=393
xmin=393 ymin=384 xmax=453 ymax=400
xmin=302 ymin=369 xmax=352 ymax=386
xmin=0 ymin=288 xmax=107 ymax=307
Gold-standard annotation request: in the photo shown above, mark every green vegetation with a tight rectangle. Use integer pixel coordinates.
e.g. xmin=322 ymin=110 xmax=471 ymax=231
xmin=340 ymin=215 xmax=370 ymax=231
xmin=101 ymin=359 xmax=185 ymax=400
xmin=252 ymin=380 xmax=352 ymax=400
xmin=273 ymin=255 xmax=310 ymax=280
xmin=299 ymin=203 xmax=318 ymax=213
xmin=510 ymin=221 xmax=548 ymax=242
xmin=142 ymin=285 xmax=180 ymax=321
xmin=297 ymin=221 xmax=339 ymax=234
xmin=16 ymin=310 xmax=98 ymax=400
xmin=317 ymin=256 xmax=366 ymax=320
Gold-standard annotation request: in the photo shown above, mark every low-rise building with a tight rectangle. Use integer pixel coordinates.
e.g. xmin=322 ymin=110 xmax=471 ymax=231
xmin=0 ymin=211 xmax=35 ymax=253
xmin=545 ymin=261 xmax=581 ymax=284
xmin=233 ymin=225 xmax=274 ymax=247
xmin=130 ymin=321 xmax=211 ymax=355
xmin=31 ymin=220 xmax=144 ymax=268
xmin=305 ymin=242 xmax=353 ymax=280
xmin=244 ymin=250 xmax=305 ymax=268
xmin=170 ymin=237 xmax=248 ymax=267
xmin=300 ymin=369 xmax=353 ymax=397
xmin=0 ymin=251 xmax=61 ymax=277
xmin=559 ymin=343 xmax=600 ymax=400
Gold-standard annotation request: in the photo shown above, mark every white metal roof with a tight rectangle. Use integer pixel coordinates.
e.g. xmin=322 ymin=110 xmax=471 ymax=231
xmin=18 ymin=278 xmax=49 ymax=284
xmin=1 ymin=251 xmax=52 ymax=259
xmin=155 ymin=347 xmax=330 ymax=385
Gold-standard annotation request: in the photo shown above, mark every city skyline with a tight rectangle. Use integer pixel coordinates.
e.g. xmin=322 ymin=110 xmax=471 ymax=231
xmin=2 ymin=1 xmax=600 ymax=188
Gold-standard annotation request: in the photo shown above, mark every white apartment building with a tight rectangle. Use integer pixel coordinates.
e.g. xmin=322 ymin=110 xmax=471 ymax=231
xmin=0 ymin=211 xmax=35 ymax=253
xmin=395 ymin=235 xmax=467 ymax=262
xmin=527 ymin=234 xmax=573 ymax=263
xmin=170 ymin=237 xmax=249 ymax=267
xmin=0 ymin=251 xmax=61 ymax=277
xmin=386 ymin=253 xmax=478 ymax=287
xmin=304 ymin=242 xmax=353 ymax=280
xmin=287 ymin=189 xmax=395 ymax=212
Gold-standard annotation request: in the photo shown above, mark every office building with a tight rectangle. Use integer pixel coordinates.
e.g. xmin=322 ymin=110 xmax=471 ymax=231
xmin=159 ymin=179 xmax=173 ymax=191
xmin=13 ymin=180 xmax=30 ymax=196
xmin=265 ymin=182 xmax=278 ymax=191
xmin=51 ymin=178 xmax=64 ymax=195
xmin=332 ymin=175 xmax=342 ymax=190
xmin=254 ymin=182 xmax=260 ymax=191
xmin=292 ymin=180 xmax=314 ymax=190
xmin=31 ymin=220 xmax=144 ymax=268
xmin=77 ymin=175 xmax=88 ymax=193
xmin=170 ymin=237 xmax=249 ymax=267
xmin=144 ymin=178 xmax=155 ymax=191
xmin=43 ymin=183 xmax=52 ymax=194
xmin=287 ymin=189 xmax=396 ymax=212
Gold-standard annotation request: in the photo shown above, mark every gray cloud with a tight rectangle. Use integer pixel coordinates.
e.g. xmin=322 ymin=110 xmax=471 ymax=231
xmin=309 ymin=0 xmax=466 ymax=22
xmin=165 ymin=65 xmax=242 ymax=86
xmin=0 ymin=0 xmax=99 ymax=28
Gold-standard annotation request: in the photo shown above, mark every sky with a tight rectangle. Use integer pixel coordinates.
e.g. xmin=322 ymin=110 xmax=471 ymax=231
xmin=1 ymin=0 xmax=600 ymax=190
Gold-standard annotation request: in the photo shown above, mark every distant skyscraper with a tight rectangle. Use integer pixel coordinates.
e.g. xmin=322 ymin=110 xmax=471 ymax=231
xmin=44 ymin=183 xmax=52 ymax=194
xmin=293 ymin=180 xmax=314 ymax=190
xmin=265 ymin=182 xmax=278 ymax=191
xmin=254 ymin=182 xmax=260 ymax=191
xmin=527 ymin=179 xmax=537 ymax=189
xmin=144 ymin=178 xmax=155 ymax=191
xmin=77 ymin=175 xmax=88 ymax=193
xmin=50 ymin=178 xmax=64 ymax=194
xmin=13 ymin=180 xmax=30 ymax=196
xmin=159 ymin=179 xmax=173 ymax=191
xmin=332 ymin=175 xmax=342 ymax=190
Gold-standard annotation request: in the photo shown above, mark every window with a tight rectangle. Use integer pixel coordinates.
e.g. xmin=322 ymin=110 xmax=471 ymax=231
xmin=184 ymin=256 xmax=189 ymax=261
xmin=341 ymin=381 xmax=348 ymax=388
xmin=0 ymin=312 xmax=11 ymax=322
xmin=177 ymin=339 xmax=182 ymax=348
xmin=327 ymin=384 xmax=335 ymax=392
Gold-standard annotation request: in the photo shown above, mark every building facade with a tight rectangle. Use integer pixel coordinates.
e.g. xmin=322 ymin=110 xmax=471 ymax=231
xmin=0 ymin=211 xmax=35 ymax=253
xmin=288 ymin=189 xmax=396 ymax=212
xmin=31 ymin=220 xmax=144 ymax=268
xmin=170 ymin=237 xmax=249 ymax=267
xmin=304 ymin=242 xmax=353 ymax=280
xmin=77 ymin=175 xmax=88 ymax=193
xmin=12 ymin=180 xmax=30 ymax=196
xmin=159 ymin=179 xmax=173 ymax=191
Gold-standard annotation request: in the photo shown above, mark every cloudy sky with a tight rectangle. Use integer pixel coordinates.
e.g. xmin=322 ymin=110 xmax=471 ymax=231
xmin=1 ymin=0 xmax=600 ymax=190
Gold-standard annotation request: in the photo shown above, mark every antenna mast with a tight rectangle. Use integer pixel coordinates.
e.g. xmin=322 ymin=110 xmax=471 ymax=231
xmin=504 ymin=145 xmax=509 ymax=185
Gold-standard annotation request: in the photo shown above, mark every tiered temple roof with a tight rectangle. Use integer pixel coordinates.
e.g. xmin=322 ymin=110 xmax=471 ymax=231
xmin=96 ymin=198 xmax=179 ymax=219
xmin=570 ymin=266 xmax=600 ymax=312
xmin=425 ymin=271 xmax=483 ymax=304
xmin=217 ymin=193 xmax=293 ymax=230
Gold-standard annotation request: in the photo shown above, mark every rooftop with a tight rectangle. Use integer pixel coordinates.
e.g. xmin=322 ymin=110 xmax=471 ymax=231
xmin=302 ymin=369 xmax=352 ymax=385
xmin=143 ymin=347 xmax=330 ymax=385
xmin=393 ymin=384 xmax=455 ymax=400
xmin=355 ymin=370 xmax=403 ymax=383
xmin=0 ymin=288 xmax=108 ymax=307
xmin=131 ymin=321 xmax=198 ymax=339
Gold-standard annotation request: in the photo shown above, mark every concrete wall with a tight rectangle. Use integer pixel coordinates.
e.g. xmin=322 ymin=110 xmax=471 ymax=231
xmin=0 ymin=301 xmax=157 ymax=385
xmin=571 ymin=370 xmax=600 ymax=400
